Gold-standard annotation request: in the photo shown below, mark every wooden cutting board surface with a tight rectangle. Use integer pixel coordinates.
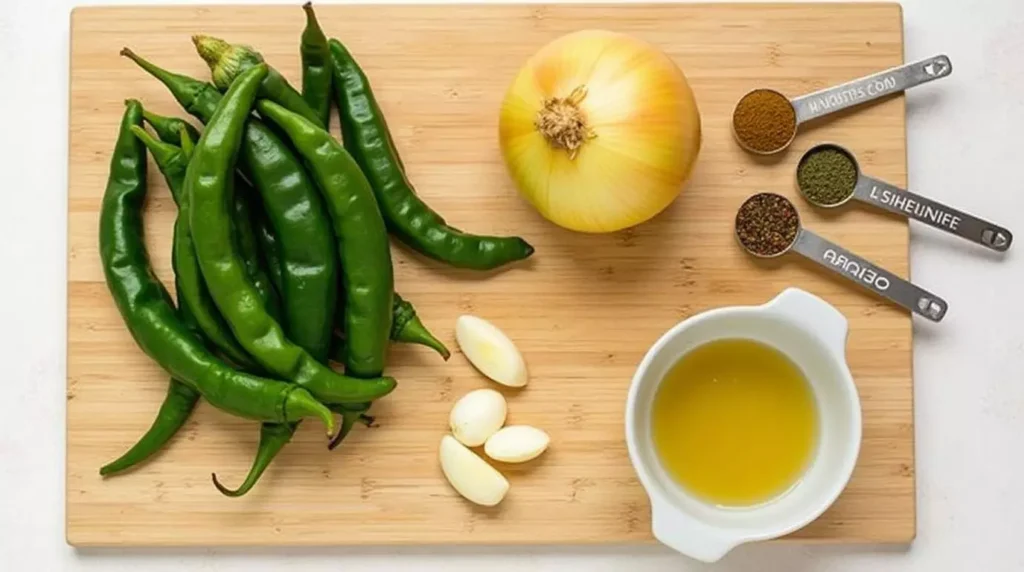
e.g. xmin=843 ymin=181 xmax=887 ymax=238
xmin=67 ymin=3 xmax=914 ymax=546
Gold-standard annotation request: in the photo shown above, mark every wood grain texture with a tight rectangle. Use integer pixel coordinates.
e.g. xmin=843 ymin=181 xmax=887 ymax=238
xmin=67 ymin=3 xmax=914 ymax=547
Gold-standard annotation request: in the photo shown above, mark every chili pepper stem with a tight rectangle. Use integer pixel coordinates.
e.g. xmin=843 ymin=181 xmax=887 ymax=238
xmin=192 ymin=34 xmax=231 ymax=66
xmin=120 ymin=47 xmax=160 ymax=75
xmin=120 ymin=47 xmax=205 ymax=110
xmin=302 ymin=2 xmax=326 ymax=38
xmin=193 ymin=35 xmax=265 ymax=91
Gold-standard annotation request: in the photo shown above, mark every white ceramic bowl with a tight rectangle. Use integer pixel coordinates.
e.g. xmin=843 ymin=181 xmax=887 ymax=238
xmin=625 ymin=287 xmax=862 ymax=562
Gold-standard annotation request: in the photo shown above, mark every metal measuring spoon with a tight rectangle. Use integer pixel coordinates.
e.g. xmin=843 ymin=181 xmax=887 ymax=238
xmin=796 ymin=143 xmax=1013 ymax=252
xmin=733 ymin=55 xmax=952 ymax=155
xmin=735 ymin=192 xmax=948 ymax=322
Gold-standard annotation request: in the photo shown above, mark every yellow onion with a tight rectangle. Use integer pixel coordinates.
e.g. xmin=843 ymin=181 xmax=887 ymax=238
xmin=499 ymin=30 xmax=702 ymax=233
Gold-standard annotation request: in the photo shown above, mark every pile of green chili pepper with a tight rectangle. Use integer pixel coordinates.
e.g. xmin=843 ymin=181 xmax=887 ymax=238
xmin=100 ymin=2 xmax=534 ymax=497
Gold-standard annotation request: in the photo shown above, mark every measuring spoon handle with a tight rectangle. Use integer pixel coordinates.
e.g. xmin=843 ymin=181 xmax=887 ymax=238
xmin=792 ymin=55 xmax=952 ymax=124
xmin=854 ymin=176 xmax=1013 ymax=251
xmin=790 ymin=230 xmax=948 ymax=322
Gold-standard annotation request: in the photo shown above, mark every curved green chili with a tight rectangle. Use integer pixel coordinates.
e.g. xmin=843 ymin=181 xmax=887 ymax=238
xmin=129 ymin=125 xmax=257 ymax=369
xmin=122 ymin=48 xmax=338 ymax=363
xmin=186 ymin=67 xmax=395 ymax=404
xmin=328 ymin=39 xmax=535 ymax=270
xmin=102 ymin=128 xmax=205 ymax=477
xmin=300 ymin=2 xmax=332 ymax=129
xmin=258 ymin=99 xmax=393 ymax=379
xmin=99 ymin=100 xmax=334 ymax=432
xmin=193 ymin=35 xmax=324 ymax=128
xmin=330 ymin=292 xmax=449 ymax=361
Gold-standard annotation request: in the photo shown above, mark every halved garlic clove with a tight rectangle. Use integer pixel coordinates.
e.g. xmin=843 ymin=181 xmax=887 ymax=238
xmin=484 ymin=425 xmax=551 ymax=463
xmin=449 ymin=388 xmax=507 ymax=447
xmin=439 ymin=435 xmax=510 ymax=507
xmin=455 ymin=315 xmax=528 ymax=388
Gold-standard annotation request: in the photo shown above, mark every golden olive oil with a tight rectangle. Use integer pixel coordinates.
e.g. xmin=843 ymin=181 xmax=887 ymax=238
xmin=651 ymin=338 xmax=818 ymax=507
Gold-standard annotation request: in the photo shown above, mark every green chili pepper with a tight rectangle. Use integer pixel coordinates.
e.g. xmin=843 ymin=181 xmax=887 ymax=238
xmin=185 ymin=66 xmax=395 ymax=404
xmin=258 ymin=99 xmax=393 ymax=379
xmin=300 ymin=2 xmax=332 ymax=129
xmin=102 ymin=128 xmax=203 ymax=477
xmin=192 ymin=35 xmax=324 ymax=128
xmin=328 ymin=39 xmax=535 ymax=271
xmin=99 ymin=100 xmax=334 ymax=432
xmin=330 ymin=293 xmax=449 ymax=361
xmin=122 ymin=48 xmax=338 ymax=364
xmin=129 ymin=125 xmax=257 ymax=369
xmin=141 ymin=109 xmax=201 ymax=146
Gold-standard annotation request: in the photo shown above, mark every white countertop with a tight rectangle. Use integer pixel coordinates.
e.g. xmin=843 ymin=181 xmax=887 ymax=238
xmin=3 ymin=0 xmax=1022 ymax=569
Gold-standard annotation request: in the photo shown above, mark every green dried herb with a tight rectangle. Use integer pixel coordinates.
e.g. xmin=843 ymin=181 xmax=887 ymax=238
xmin=797 ymin=146 xmax=858 ymax=206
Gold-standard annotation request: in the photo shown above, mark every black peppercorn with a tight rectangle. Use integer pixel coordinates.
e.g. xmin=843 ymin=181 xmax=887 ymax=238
xmin=735 ymin=193 xmax=800 ymax=257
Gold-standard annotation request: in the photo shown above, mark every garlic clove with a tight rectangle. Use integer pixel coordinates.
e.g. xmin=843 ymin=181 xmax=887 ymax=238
xmin=439 ymin=435 xmax=510 ymax=507
xmin=484 ymin=425 xmax=551 ymax=463
xmin=449 ymin=388 xmax=508 ymax=447
xmin=455 ymin=315 xmax=528 ymax=387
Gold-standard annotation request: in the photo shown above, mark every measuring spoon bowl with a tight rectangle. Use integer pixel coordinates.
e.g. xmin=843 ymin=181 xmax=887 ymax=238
xmin=797 ymin=143 xmax=1014 ymax=252
xmin=735 ymin=192 xmax=948 ymax=322
xmin=731 ymin=88 xmax=798 ymax=156
xmin=733 ymin=55 xmax=952 ymax=156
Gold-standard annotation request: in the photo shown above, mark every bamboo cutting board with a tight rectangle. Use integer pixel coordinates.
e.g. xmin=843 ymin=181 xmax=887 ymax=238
xmin=67 ymin=3 xmax=915 ymax=546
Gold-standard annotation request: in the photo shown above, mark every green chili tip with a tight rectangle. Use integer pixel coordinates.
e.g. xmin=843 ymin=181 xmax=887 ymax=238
xmin=283 ymin=387 xmax=337 ymax=437
xmin=211 ymin=473 xmax=244 ymax=497
xmin=211 ymin=423 xmax=295 ymax=498
xmin=401 ymin=318 xmax=451 ymax=361
xmin=327 ymin=412 xmax=359 ymax=451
